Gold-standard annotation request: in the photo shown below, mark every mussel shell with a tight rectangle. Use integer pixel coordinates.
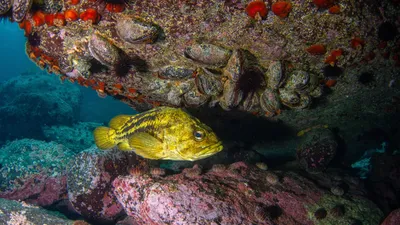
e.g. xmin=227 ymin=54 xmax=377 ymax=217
xmin=291 ymin=94 xmax=312 ymax=109
xmin=219 ymin=80 xmax=243 ymax=110
xmin=0 ymin=0 xmax=12 ymax=15
xmin=159 ymin=66 xmax=195 ymax=80
xmin=309 ymin=85 xmax=323 ymax=98
xmin=184 ymin=44 xmax=232 ymax=67
xmin=285 ymin=70 xmax=310 ymax=91
xmin=88 ymin=34 xmax=120 ymax=67
xmin=116 ymin=18 xmax=159 ymax=44
xmin=260 ymin=89 xmax=281 ymax=114
xmin=223 ymin=49 xmax=245 ymax=82
xmin=240 ymin=92 xmax=260 ymax=112
xmin=12 ymin=0 xmax=33 ymax=22
xmin=279 ymin=88 xmax=300 ymax=108
xmin=183 ymin=89 xmax=209 ymax=107
xmin=266 ymin=61 xmax=285 ymax=90
xmin=195 ymin=69 xmax=223 ymax=96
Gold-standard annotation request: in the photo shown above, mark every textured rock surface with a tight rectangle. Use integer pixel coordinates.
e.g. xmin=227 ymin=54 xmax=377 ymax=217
xmin=67 ymin=146 xmax=140 ymax=223
xmin=113 ymin=162 xmax=383 ymax=225
xmin=0 ymin=139 xmax=72 ymax=206
xmin=0 ymin=198 xmax=75 ymax=225
xmin=43 ymin=122 xmax=102 ymax=153
xmin=0 ymin=72 xmax=81 ymax=143
xmin=380 ymin=208 xmax=400 ymax=225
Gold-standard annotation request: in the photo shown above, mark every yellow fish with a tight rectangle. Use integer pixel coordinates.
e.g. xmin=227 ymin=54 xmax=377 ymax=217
xmin=93 ymin=107 xmax=223 ymax=161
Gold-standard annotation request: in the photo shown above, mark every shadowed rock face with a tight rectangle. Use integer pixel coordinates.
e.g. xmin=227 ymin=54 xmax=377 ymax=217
xmin=1 ymin=1 xmax=400 ymax=165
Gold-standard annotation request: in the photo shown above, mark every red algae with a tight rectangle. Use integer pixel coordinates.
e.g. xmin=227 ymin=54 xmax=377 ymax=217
xmin=306 ymin=44 xmax=326 ymax=55
xmin=272 ymin=1 xmax=292 ymax=18
xmin=245 ymin=0 xmax=268 ymax=19
xmin=328 ymin=5 xmax=340 ymax=14
xmin=313 ymin=0 xmax=334 ymax=8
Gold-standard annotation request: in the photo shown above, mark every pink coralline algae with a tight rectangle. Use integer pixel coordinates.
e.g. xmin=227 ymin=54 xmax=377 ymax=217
xmin=0 ymin=174 xmax=67 ymax=207
xmin=67 ymin=147 xmax=140 ymax=223
xmin=113 ymin=162 xmax=382 ymax=225
xmin=381 ymin=208 xmax=400 ymax=225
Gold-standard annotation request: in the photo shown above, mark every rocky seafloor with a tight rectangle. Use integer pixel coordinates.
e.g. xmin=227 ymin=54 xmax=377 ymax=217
xmin=1 ymin=0 xmax=400 ymax=224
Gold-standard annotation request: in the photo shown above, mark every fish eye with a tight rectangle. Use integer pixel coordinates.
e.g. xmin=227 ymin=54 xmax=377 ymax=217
xmin=193 ymin=130 xmax=205 ymax=141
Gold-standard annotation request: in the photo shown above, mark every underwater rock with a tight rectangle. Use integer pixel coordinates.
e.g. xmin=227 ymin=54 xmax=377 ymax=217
xmin=67 ymin=147 xmax=140 ymax=223
xmin=43 ymin=122 xmax=102 ymax=153
xmin=113 ymin=162 xmax=382 ymax=225
xmin=0 ymin=139 xmax=72 ymax=206
xmin=0 ymin=198 xmax=76 ymax=225
xmin=0 ymin=73 xmax=81 ymax=143
xmin=381 ymin=208 xmax=400 ymax=225
xmin=296 ymin=127 xmax=338 ymax=173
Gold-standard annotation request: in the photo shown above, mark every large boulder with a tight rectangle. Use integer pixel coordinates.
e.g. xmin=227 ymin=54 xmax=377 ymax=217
xmin=113 ymin=162 xmax=383 ymax=225
xmin=0 ymin=73 xmax=81 ymax=143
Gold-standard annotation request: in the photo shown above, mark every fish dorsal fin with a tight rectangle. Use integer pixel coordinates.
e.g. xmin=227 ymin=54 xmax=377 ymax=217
xmin=117 ymin=141 xmax=132 ymax=151
xmin=128 ymin=132 xmax=163 ymax=159
xmin=109 ymin=115 xmax=132 ymax=130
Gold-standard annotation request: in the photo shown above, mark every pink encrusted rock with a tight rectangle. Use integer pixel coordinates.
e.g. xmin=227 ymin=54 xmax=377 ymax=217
xmin=113 ymin=162 xmax=383 ymax=225
xmin=0 ymin=174 xmax=67 ymax=206
xmin=67 ymin=147 xmax=140 ymax=223
xmin=381 ymin=209 xmax=400 ymax=225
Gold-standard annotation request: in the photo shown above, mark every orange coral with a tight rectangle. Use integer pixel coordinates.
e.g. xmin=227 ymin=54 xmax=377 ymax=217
xmin=32 ymin=11 xmax=45 ymax=27
xmin=272 ymin=1 xmax=292 ymax=18
xmin=245 ymin=0 xmax=268 ymax=20
xmin=64 ymin=9 xmax=79 ymax=21
xmin=330 ymin=49 xmax=343 ymax=58
xmin=69 ymin=0 xmax=80 ymax=5
xmin=44 ymin=14 xmax=55 ymax=26
xmin=351 ymin=37 xmax=364 ymax=49
xmin=54 ymin=13 xmax=66 ymax=26
xmin=80 ymin=8 xmax=100 ymax=24
xmin=306 ymin=44 xmax=326 ymax=55
xmin=328 ymin=5 xmax=340 ymax=14
xmin=313 ymin=0 xmax=334 ymax=8
xmin=24 ymin=21 xmax=32 ymax=35
xmin=325 ymin=79 xmax=337 ymax=87
xmin=106 ymin=3 xmax=125 ymax=13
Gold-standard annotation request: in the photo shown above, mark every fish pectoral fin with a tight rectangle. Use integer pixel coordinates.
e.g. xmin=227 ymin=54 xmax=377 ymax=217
xmin=93 ymin=127 xmax=117 ymax=149
xmin=117 ymin=142 xmax=132 ymax=151
xmin=128 ymin=132 xmax=163 ymax=159
xmin=109 ymin=115 xmax=132 ymax=130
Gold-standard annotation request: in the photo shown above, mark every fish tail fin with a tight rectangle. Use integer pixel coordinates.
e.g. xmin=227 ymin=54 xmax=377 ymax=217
xmin=93 ymin=126 xmax=117 ymax=149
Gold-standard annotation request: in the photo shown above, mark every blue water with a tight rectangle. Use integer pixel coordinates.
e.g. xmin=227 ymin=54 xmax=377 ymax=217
xmin=0 ymin=21 xmax=135 ymax=124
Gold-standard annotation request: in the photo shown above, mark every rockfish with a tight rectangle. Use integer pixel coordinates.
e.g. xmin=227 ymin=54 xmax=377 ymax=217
xmin=93 ymin=107 xmax=223 ymax=161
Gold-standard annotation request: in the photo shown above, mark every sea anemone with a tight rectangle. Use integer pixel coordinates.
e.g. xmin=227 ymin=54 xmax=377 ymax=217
xmin=271 ymin=1 xmax=292 ymax=18
xmin=245 ymin=0 xmax=268 ymax=20
xmin=306 ymin=44 xmax=326 ymax=55
xmin=80 ymin=8 xmax=100 ymax=24
xmin=27 ymin=32 xmax=41 ymax=47
xmin=64 ymin=9 xmax=79 ymax=21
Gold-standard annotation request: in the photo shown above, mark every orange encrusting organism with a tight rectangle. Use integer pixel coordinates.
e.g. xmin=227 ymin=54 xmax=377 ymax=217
xmin=45 ymin=14 xmax=55 ymax=26
xmin=54 ymin=13 xmax=66 ymax=26
xmin=325 ymin=49 xmax=343 ymax=66
xmin=65 ymin=9 xmax=79 ymax=21
xmin=306 ymin=44 xmax=326 ymax=55
xmin=32 ymin=11 xmax=45 ymax=27
xmin=245 ymin=0 xmax=268 ymax=19
xmin=80 ymin=8 xmax=100 ymax=24
xmin=106 ymin=3 xmax=125 ymax=13
xmin=351 ymin=37 xmax=365 ymax=49
xmin=271 ymin=1 xmax=292 ymax=18
xmin=313 ymin=0 xmax=334 ymax=8
xmin=328 ymin=5 xmax=340 ymax=14
xmin=69 ymin=0 xmax=80 ymax=5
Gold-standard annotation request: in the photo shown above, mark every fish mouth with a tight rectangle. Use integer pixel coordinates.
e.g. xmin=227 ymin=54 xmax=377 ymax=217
xmin=199 ymin=141 xmax=223 ymax=156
